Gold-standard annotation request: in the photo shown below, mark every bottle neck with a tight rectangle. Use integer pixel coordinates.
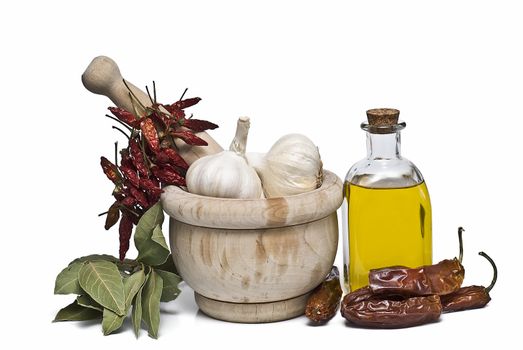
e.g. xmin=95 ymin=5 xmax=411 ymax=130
xmin=366 ymin=132 xmax=402 ymax=159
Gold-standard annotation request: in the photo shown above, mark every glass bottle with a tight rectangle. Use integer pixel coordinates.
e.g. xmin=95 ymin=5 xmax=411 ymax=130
xmin=342 ymin=108 xmax=432 ymax=291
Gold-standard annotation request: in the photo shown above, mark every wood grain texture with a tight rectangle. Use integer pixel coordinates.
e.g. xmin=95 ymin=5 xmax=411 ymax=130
xmin=195 ymin=292 xmax=310 ymax=323
xmin=162 ymin=169 xmax=342 ymax=322
xmin=161 ymin=170 xmax=342 ymax=229
xmin=169 ymin=213 xmax=338 ymax=303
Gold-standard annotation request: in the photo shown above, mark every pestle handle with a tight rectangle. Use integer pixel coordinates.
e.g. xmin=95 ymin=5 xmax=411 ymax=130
xmin=81 ymin=56 xmax=223 ymax=164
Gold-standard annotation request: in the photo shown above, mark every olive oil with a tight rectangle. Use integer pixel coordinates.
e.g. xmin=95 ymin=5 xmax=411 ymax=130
xmin=344 ymin=181 xmax=432 ymax=291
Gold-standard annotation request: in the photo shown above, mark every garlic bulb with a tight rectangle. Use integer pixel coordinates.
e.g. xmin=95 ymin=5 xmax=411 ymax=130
xmin=247 ymin=133 xmax=323 ymax=198
xmin=186 ymin=117 xmax=263 ymax=199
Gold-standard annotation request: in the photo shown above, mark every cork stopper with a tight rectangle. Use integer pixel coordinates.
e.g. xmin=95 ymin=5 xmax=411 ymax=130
xmin=366 ymin=108 xmax=400 ymax=126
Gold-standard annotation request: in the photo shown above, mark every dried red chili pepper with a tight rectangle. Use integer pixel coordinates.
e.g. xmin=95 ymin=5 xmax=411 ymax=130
xmin=120 ymin=166 xmax=140 ymax=189
xmin=108 ymin=107 xmax=140 ymax=128
xmin=171 ymin=130 xmax=208 ymax=146
xmin=104 ymin=202 xmax=120 ymax=230
xmin=182 ymin=118 xmax=219 ymax=132
xmin=369 ymin=227 xmax=466 ymax=296
xmin=152 ymin=166 xmax=186 ymax=186
xmin=100 ymin=157 xmax=121 ymax=184
xmin=121 ymin=196 xmax=137 ymax=207
xmin=140 ymin=117 xmax=160 ymax=153
xmin=118 ymin=213 xmax=133 ymax=261
xmin=441 ymin=251 xmax=497 ymax=313
xmin=127 ymin=184 xmax=149 ymax=208
xmin=340 ymin=287 xmax=442 ymax=328
xmin=155 ymin=148 xmax=189 ymax=170
xmin=130 ymin=138 xmax=149 ymax=177
xmin=168 ymin=97 xmax=201 ymax=111
xmin=305 ymin=266 xmax=343 ymax=323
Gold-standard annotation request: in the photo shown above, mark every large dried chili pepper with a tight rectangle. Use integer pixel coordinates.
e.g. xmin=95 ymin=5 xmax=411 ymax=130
xmin=441 ymin=251 xmax=497 ymax=312
xmin=305 ymin=266 xmax=343 ymax=324
xmin=369 ymin=227 xmax=466 ymax=296
xmin=340 ymin=287 xmax=442 ymax=328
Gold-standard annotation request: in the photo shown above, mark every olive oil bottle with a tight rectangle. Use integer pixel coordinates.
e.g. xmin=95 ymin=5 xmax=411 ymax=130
xmin=342 ymin=108 xmax=432 ymax=291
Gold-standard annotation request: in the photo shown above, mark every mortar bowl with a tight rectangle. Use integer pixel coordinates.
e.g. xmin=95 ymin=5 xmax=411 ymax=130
xmin=160 ymin=170 xmax=342 ymax=323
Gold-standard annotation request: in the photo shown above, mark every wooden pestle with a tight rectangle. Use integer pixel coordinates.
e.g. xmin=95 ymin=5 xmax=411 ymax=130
xmin=81 ymin=56 xmax=223 ymax=165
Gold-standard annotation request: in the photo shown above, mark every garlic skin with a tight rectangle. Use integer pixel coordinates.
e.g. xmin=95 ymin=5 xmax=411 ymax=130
xmin=247 ymin=134 xmax=323 ymax=198
xmin=186 ymin=117 xmax=263 ymax=199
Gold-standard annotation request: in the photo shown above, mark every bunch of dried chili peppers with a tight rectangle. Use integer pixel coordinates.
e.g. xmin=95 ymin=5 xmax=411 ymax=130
xmin=99 ymin=87 xmax=218 ymax=260
xmin=340 ymin=227 xmax=497 ymax=328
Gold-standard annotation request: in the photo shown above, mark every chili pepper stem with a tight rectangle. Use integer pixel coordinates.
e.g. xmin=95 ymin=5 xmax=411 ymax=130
xmin=478 ymin=251 xmax=497 ymax=293
xmin=105 ymin=114 xmax=133 ymax=132
xmin=458 ymin=227 xmax=464 ymax=263
xmin=112 ymin=126 xmax=131 ymax=140
xmin=179 ymin=87 xmax=188 ymax=101
xmin=114 ymin=141 xmax=118 ymax=167
xmin=153 ymin=81 xmax=157 ymax=104
xmin=145 ymin=85 xmax=154 ymax=105
xmin=122 ymin=79 xmax=147 ymax=113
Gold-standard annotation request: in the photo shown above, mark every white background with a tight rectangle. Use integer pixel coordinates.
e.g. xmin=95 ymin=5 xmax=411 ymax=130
xmin=1 ymin=0 xmax=521 ymax=349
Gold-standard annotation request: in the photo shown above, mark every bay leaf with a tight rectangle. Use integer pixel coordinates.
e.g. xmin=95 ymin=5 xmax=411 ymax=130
xmin=53 ymin=300 xmax=102 ymax=322
xmin=102 ymin=308 xmax=126 ymax=335
xmin=70 ymin=254 xmax=119 ymax=265
xmin=124 ymin=268 xmax=146 ymax=311
xmin=136 ymin=224 xmax=170 ymax=266
xmin=132 ymin=272 xmax=149 ymax=337
xmin=141 ymin=269 xmax=163 ymax=339
xmin=155 ymin=254 xmax=179 ymax=275
xmin=54 ymin=261 xmax=84 ymax=295
xmin=135 ymin=203 xmax=164 ymax=242
xmin=151 ymin=224 xmax=169 ymax=250
xmin=154 ymin=269 xmax=182 ymax=302
xmin=78 ymin=260 xmax=126 ymax=316
xmin=76 ymin=295 xmax=103 ymax=311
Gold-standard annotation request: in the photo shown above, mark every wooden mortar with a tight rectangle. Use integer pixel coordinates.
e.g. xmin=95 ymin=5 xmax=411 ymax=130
xmin=161 ymin=170 xmax=342 ymax=323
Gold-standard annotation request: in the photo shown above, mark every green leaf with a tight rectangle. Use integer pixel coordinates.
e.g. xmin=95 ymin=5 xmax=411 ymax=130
xmin=132 ymin=272 xmax=149 ymax=337
xmin=70 ymin=254 xmax=119 ymax=265
xmin=54 ymin=261 xmax=84 ymax=295
xmin=53 ymin=300 xmax=102 ymax=322
xmin=151 ymin=224 xmax=169 ymax=250
xmin=124 ymin=268 xmax=146 ymax=311
xmin=78 ymin=260 xmax=126 ymax=316
xmin=154 ymin=269 xmax=182 ymax=302
xmin=76 ymin=295 xmax=103 ymax=311
xmin=102 ymin=308 xmax=126 ymax=336
xmin=141 ymin=269 xmax=163 ymax=339
xmin=155 ymin=254 xmax=179 ymax=275
xmin=135 ymin=204 xmax=169 ymax=266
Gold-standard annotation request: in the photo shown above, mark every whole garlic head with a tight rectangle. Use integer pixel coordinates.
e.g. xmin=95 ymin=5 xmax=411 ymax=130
xmin=249 ymin=133 xmax=323 ymax=198
xmin=186 ymin=117 xmax=263 ymax=199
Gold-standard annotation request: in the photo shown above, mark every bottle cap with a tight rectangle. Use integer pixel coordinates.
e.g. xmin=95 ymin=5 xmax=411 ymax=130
xmin=366 ymin=108 xmax=400 ymax=126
